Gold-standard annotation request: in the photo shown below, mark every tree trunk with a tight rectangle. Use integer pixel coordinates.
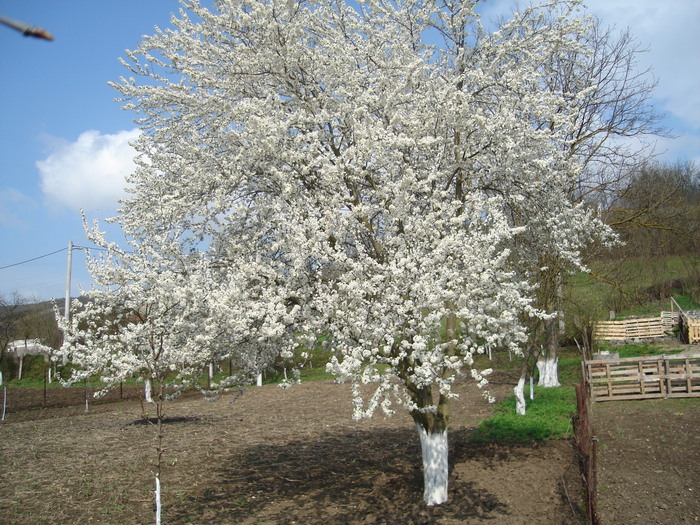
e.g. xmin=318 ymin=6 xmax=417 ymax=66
xmin=415 ymin=422 xmax=449 ymax=506
xmin=402 ymin=310 xmax=455 ymax=506
xmin=84 ymin=378 xmax=89 ymax=413
xmin=514 ymin=374 xmax=527 ymax=415
xmin=154 ymin=473 xmax=162 ymax=525
xmin=515 ymin=344 xmax=537 ymax=415
xmin=407 ymin=380 xmax=451 ymax=506
xmin=537 ymin=355 xmax=560 ymax=387
xmin=154 ymin=379 xmax=165 ymax=525
xmin=145 ymin=378 xmax=153 ymax=403
xmin=537 ymin=318 xmax=561 ymax=387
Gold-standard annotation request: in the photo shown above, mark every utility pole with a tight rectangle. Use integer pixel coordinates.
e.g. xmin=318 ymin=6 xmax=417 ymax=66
xmin=62 ymin=241 xmax=73 ymax=366
xmin=65 ymin=241 xmax=72 ymax=324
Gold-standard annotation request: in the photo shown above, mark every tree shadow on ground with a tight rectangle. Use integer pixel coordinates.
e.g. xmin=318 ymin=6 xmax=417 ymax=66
xmin=169 ymin=427 xmax=508 ymax=524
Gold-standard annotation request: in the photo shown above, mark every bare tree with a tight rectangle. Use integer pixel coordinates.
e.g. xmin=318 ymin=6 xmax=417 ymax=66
xmin=0 ymin=292 xmax=32 ymax=358
xmin=606 ymin=161 xmax=699 ymax=257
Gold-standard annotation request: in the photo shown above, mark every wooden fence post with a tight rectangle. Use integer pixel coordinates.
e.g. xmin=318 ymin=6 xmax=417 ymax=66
xmin=573 ymin=382 xmax=599 ymax=525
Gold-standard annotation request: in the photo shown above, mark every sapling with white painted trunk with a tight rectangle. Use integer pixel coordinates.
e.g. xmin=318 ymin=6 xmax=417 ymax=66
xmin=55 ymin=225 xmax=275 ymax=523
xmin=110 ymin=0 xmax=613 ymax=506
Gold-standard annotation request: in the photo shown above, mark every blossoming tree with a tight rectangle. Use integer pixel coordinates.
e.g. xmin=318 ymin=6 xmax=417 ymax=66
xmin=58 ymin=221 xmax=291 ymax=397
xmin=57 ymin=220 xmax=294 ymax=522
xmin=109 ymin=0 xmax=609 ymax=505
xmin=56 ymin=232 xmax=222 ymax=523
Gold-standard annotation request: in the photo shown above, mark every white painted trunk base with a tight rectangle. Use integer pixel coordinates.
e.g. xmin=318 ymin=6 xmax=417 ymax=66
xmin=256 ymin=373 xmax=263 ymax=387
xmin=145 ymin=378 xmax=153 ymax=403
xmin=514 ymin=376 xmax=526 ymax=415
xmin=154 ymin=473 xmax=162 ymax=525
xmin=537 ymin=356 xmax=560 ymax=387
xmin=416 ymin=423 xmax=449 ymax=506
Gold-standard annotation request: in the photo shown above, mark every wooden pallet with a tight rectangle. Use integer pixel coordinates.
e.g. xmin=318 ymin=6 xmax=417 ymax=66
xmin=661 ymin=310 xmax=679 ymax=329
xmin=583 ymin=355 xmax=700 ymax=401
xmin=594 ymin=317 xmax=665 ymax=341
xmin=680 ymin=314 xmax=700 ymax=344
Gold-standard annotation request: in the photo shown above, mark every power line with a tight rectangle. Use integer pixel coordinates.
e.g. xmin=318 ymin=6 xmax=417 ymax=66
xmin=73 ymin=245 xmax=110 ymax=252
xmin=0 ymin=245 xmax=110 ymax=270
xmin=0 ymin=248 xmax=67 ymax=270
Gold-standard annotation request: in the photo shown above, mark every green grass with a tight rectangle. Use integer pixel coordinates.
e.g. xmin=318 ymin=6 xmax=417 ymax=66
xmin=558 ymin=354 xmax=584 ymax=384
xmin=298 ymin=366 xmax=334 ymax=382
xmin=673 ymin=294 xmax=700 ymax=310
xmin=470 ymin=334 xmax=692 ymax=445
xmin=598 ymin=342 xmax=684 ymax=358
xmin=617 ymin=294 xmax=700 ymax=317
xmin=567 ymin=254 xmax=700 ymax=318
xmin=470 ymin=347 xmax=584 ymax=444
xmin=1 ymin=377 xmax=63 ymax=388
xmin=472 ymin=385 xmax=576 ymax=442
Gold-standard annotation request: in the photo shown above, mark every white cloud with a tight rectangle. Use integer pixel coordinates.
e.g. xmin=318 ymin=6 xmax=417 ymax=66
xmin=587 ymin=1 xmax=700 ymax=122
xmin=655 ymin=133 xmax=700 ymax=167
xmin=37 ymin=129 xmax=140 ymax=212
xmin=478 ymin=0 xmax=700 ymax=162
xmin=583 ymin=0 xmax=700 ymax=160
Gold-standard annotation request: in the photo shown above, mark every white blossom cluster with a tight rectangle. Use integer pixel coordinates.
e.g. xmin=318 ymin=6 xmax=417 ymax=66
xmin=57 ymin=220 xmax=284 ymax=397
xmin=98 ymin=0 xmax=613 ymax=422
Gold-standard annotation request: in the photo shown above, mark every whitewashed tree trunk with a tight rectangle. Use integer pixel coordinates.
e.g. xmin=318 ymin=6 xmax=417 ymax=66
xmin=537 ymin=355 xmax=560 ymax=387
xmin=17 ymin=355 xmax=23 ymax=380
xmin=145 ymin=378 xmax=153 ymax=403
xmin=538 ymin=318 xmax=561 ymax=387
xmin=514 ymin=375 xmax=527 ymax=415
xmin=256 ymin=372 xmax=263 ymax=387
xmin=416 ymin=423 xmax=449 ymax=506
xmin=154 ymin=473 xmax=162 ymax=525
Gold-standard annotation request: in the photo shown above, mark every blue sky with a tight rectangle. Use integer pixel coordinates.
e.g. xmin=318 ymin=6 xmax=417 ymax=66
xmin=1 ymin=0 xmax=699 ymax=302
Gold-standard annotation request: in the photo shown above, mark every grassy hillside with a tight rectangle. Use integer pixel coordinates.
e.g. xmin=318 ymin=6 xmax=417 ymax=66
xmin=567 ymin=255 xmax=700 ymax=320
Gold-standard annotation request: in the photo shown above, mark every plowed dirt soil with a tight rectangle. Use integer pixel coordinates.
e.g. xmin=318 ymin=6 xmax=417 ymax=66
xmin=1 ymin=351 xmax=698 ymax=524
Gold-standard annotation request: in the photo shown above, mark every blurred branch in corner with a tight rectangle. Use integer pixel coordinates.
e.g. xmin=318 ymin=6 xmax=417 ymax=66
xmin=0 ymin=15 xmax=54 ymax=41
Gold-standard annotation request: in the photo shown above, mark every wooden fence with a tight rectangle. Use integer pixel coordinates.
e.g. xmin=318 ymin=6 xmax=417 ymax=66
xmin=583 ymin=354 xmax=700 ymax=402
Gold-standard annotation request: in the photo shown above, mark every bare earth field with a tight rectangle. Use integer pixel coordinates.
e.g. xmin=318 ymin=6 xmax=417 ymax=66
xmin=1 ymin=354 xmax=698 ymax=524
xmin=592 ymin=396 xmax=700 ymax=524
